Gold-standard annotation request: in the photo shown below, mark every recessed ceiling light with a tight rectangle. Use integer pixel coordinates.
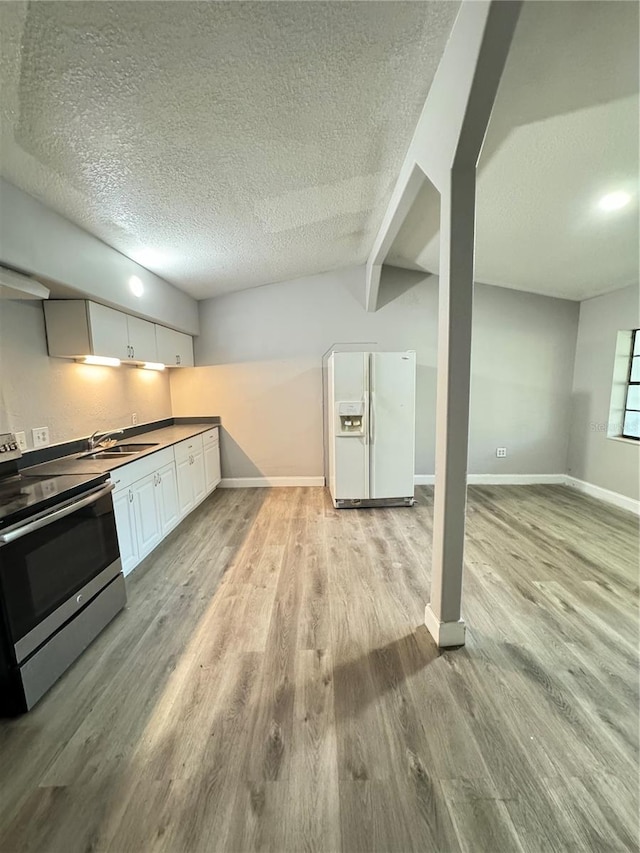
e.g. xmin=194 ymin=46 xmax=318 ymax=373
xmin=598 ymin=190 xmax=631 ymax=212
xmin=129 ymin=275 xmax=144 ymax=297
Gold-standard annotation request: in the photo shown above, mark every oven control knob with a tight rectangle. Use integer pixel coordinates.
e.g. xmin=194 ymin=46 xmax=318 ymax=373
xmin=76 ymin=594 xmax=83 ymax=605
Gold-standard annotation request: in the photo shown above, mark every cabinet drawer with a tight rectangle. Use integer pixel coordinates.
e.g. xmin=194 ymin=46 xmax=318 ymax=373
xmin=174 ymin=434 xmax=204 ymax=463
xmin=110 ymin=446 xmax=174 ymax=492
xmin=202 ymin=427 xmax=219 ymax=446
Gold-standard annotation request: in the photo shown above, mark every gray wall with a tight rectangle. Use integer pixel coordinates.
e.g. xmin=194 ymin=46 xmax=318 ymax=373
xmin=170 ymin=266 xmax=579 ymax=479
xmin=568 ymin=284 xmax=639 ymax=500
xmin=0 ymin=179 xmax=199 ymax=335
xmin=0 ymin=299 xmax=172 ymax=447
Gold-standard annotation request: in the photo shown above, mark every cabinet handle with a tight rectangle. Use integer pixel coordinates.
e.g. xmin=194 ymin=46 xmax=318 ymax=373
xmin=129 ymin=489 xmax=133 ymax=502
xmin=132 ymin=346 xmax=135 ymax=359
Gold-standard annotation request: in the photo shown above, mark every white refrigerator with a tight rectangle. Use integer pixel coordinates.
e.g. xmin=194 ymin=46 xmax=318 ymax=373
xmin=326 ymin=351 xmax=416 ymax=508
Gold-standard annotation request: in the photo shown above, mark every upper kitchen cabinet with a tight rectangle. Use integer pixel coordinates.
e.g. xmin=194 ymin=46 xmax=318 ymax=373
xmin=126 ymin=314 xmax=158 ymax=363
xmin=89 ymin=303 xmax=157 ymax=362
xmin=44 ymin=300 xmax=191 ymax=365
xmin=155 ymin=324 xmax=194 ymax=367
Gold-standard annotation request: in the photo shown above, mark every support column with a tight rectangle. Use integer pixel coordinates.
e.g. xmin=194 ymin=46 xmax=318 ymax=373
xmin=424 ymin=167 xmax=475 ymax=648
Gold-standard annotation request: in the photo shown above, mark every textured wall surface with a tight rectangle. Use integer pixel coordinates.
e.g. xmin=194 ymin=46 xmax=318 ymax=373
xmin=170 ymin=267 xmax=579 ymax=479
xmin=0 ymin=299 xmax=172 ymax=447
xmin=0 ymin=1 xmax=458 ymax=298
xmin=0 ymin=180 xmax=199 ymax=334
xmin=568 ymin=284 xmax=640 ymax=500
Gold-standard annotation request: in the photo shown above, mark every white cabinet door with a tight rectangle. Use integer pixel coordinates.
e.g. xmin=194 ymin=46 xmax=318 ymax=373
xmin=87 ymin=302 xmax=129 ymax=360
xmin=127 ymin=315 xmax=158 ymax=363
xmin=131 ymin=473 xmax=162 ymax=559
xmin=191 ymin=447 xmax=206 ymax=505
xmin=175 ymin=454 xmax=195 ymax=518
xmin=156 ymin=462 xmax=179 ymax=534
xmin=155 ymin=325 xmax=194 ymax=367
xmin=176 ymin=331 xmax=194 ymax=367
xmin=156 ymin=325 xmax=181 ymax=366
xmin=204 ymin=440 xmax=221 ymax=493
xmin=113 ymin=487 xmax=139 ymax=576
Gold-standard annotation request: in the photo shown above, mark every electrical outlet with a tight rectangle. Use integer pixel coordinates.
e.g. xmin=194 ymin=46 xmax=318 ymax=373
xmin=131 ymin=413 xmax=138 ymax=426
xmin=32 ymin=426 xmax=50 ymax=448
xmin=15 ymin=431 xmax=27 ymax=451
xmin=496 ymin=447 xmax=507 ymax=458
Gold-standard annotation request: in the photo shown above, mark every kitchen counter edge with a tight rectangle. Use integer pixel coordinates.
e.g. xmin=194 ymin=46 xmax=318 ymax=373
xmin=22 ymin=421 xmax=221 ymax=478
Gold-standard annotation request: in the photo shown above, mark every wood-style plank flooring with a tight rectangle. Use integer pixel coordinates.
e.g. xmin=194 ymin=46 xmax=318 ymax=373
xmin=0 ymin=485 xmax=638 ymax=852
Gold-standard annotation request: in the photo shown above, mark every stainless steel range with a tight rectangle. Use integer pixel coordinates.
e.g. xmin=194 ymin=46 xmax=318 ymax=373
xmin=0 ymin=433 xmax=126 ymax=714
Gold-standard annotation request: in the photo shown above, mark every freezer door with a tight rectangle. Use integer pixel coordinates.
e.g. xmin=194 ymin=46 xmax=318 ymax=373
xmin=328 ymin=352 xmax=369 ymax=501
xmin=369 ymin=351 xmax=416 ymax=499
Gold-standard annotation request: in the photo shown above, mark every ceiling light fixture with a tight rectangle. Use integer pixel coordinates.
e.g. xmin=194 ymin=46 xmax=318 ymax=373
xmin=598 ymin=190 xmax=631 ymax=212
xmin=129 ymin=275 xmax=144 ymax=297
xmin=141 ymin=362 xmax=165 ymax=371
xmin=79 ymin=356 xmax=121 ymax=367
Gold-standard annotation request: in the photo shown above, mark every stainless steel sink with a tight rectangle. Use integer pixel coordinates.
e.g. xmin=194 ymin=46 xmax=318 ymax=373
xmin=81 ymin=451 xmax=137 ymax=459
xmin=77 ymin=442 xmax=159 ymax=460
xmin=112 ymin=443 xmax=159 ymax=452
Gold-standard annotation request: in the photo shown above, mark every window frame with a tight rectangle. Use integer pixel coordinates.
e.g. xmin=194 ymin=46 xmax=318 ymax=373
xmin=621 ymin=328 xmax=640 ymax=441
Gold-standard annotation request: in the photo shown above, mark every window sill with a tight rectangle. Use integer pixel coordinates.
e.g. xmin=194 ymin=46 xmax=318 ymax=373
xmin=607 ymin=435 xmax=639 ymax=446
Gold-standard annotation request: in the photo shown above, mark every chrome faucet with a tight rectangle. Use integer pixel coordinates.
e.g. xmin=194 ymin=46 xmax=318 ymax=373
xmin=87 ymin=429 xmax=124 ymax=451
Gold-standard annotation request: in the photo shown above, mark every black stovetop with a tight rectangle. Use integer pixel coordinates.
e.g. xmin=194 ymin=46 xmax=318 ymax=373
xmin=0 ymin=462 xmax=108 ymax=530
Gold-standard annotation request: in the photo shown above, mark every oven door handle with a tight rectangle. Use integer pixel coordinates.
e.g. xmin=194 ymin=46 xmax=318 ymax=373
xmin=0 ymin=482 xmax=115 ymax=546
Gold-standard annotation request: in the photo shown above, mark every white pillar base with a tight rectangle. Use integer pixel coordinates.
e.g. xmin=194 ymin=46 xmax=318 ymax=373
xmin=424 ymin=603 xmax=466 ymax=648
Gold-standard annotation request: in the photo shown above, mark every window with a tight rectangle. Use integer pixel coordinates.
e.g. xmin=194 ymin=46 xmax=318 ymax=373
xmin=622 ymin=329 xmax=640 ymax=440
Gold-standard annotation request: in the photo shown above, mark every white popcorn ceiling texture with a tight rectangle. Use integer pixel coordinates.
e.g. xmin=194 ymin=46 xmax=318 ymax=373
xmin=387 ymin=1 xmax=639 ymax=301
xmin=0 ymin=1 xmax=459 ymax=299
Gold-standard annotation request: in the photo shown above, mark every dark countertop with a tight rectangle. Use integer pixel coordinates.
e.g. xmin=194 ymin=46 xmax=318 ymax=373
xmin=23 ymin=422 xmax=220 ymax=478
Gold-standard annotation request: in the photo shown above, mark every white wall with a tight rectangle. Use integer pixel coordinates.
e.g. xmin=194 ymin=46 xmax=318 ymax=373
xmin=567 ymin=284 xmax=639 ymax=501
xmin=0 ymin=299 xmax=172 ymax=447
xmin=0 ymin=179 xmax=199 ymax=335
xmin=170 ymin=266 xmax=579 ymax=480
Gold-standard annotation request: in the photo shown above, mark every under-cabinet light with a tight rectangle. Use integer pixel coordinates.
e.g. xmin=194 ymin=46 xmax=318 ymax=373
xmin=78 ymin=356 xmax=122 ymax=367
xmin=141 ymin=362 xmax=165 ymax=371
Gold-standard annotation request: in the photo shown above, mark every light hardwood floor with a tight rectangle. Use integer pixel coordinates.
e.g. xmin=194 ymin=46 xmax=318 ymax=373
xmin=0 ymin=485 xmax=638 ymax=852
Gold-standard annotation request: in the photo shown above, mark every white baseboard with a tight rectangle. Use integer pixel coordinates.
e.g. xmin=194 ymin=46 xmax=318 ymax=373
xmin=415 ymin=473 xmax=564 ymax=486
xmin=414 ymin=475 xmax=435 ymax=485
xmin=468 ymin=473 xmax=566 ymax=485
xmin=564 ymin=476 xmax=639 ymax=516
xmin=219 ymin=476 xmax=325 ymax=488
xmin=219 ymin=474 xmax=638 ymax=515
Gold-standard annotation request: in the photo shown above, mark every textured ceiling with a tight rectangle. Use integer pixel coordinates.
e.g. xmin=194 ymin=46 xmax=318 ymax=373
xmin=387 ymin=1 xmax=640 ymax=301
xmin=0 ymin=1 xmax=459 ymax=298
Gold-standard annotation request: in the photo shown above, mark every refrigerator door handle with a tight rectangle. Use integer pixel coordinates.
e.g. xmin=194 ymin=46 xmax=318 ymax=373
xmin=369 ymin=390 xmax=375 ymax=444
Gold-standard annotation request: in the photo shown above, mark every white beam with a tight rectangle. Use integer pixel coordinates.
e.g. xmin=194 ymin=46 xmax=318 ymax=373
xmin=366 ymin=1 xmax=522 ymax=313
xmin=365 ymin=165 xmax=425 ymax=311
xmin=425 ymin=168 xmax=475 ymax=647
xmin=364 ymin=0 xmax=522 ymax=646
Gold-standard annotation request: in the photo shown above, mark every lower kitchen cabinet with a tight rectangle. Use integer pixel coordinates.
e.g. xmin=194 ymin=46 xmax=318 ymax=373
xmin=112 ymin=431 xmax=219 ymax=576
xmin=156 ymin=462 xmax=179 ymax=534
xmin=204 ymin=429 xmax=221 ymax=493
xmin=175 ymin=435 xmax=206 ymax=518
xmin=113 ymin=463 xmax=178 ymax=576
xmin=132 ymin=472 xmax=163 ymax=560
xmin=112 ymin=486 xmax=139 ymax=576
